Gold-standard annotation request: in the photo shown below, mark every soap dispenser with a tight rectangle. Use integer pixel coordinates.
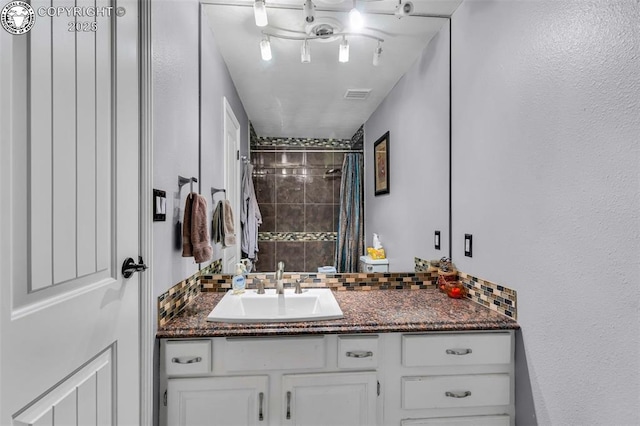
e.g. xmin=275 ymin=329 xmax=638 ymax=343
xmin=232 ymin=263 xmax=246 ymax=295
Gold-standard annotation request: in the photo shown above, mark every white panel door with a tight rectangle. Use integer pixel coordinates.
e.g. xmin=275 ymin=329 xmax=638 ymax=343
xmin=223 ymin=97 xmax=241 ymax=273
xmin=0 ymin=0 xmax=140 ymax=424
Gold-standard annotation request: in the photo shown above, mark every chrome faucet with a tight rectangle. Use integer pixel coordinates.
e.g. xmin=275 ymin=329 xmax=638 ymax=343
xmin=294 ymin=275 xmax=308 ymax=294
xmin=255 ymin=278 xmax=265 ymax=294
xmin=275 ymin=261 xmax=285 ymax=294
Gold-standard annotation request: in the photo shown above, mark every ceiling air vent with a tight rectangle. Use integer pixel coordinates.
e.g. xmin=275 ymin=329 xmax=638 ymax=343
xmin=344 ymin=89 xmax=372 ymax=100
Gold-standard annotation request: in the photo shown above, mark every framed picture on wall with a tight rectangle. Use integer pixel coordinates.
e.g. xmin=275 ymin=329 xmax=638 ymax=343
xmin=374 ymin=131 xmax=390 ymax=196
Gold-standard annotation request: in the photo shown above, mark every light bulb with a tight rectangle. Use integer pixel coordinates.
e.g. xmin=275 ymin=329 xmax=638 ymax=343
xmin=260 ymin=37 xmax=272 ymax=61
xmin=349 ymin=8 xmax=363 ymax=30
xmin=339 ymin=37 xmax=349 ymax=63
xmin=253 ymin=0 xmax=268 ymax=27
xmin=301 ymin=39 xmax=311 ymax=63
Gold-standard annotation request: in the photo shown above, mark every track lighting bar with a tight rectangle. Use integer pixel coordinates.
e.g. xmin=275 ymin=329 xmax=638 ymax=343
xmin=260 ymin=30 xmax=383 ymax=65
xmin=261 ymin=31 xmax=383 ymax=44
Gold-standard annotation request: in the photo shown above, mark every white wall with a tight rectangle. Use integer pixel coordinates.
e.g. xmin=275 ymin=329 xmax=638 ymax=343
xmin=152 ymin=2 xmax=248 ymax=302
xmin=365 ymin=20 xmax=450 ymax=271
xmin=200 ymin=6 xmax=249 ymax=267
xmin=451 ymin=1 xmax=640 ymax=424
xmin=153 ymin=0 xmax=201 ymax=301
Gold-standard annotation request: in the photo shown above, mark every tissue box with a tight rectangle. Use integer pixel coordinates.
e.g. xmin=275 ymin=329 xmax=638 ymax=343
xmin=366 ymin=247 xmax=386 ymax=259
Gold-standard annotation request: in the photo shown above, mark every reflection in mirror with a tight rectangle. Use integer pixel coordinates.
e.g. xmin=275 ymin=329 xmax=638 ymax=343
xmin=201 ymin=0 xmax=454 ymax=272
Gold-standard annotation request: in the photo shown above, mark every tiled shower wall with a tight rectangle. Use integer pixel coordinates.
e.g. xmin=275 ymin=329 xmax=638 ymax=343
xmin=251 ymin=150 xmax=345 ymax=272
xmin=250 ymin=125 xmax=364 ymax=272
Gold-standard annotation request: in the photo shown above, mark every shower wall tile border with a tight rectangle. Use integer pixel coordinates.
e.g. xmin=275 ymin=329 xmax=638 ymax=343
xmin=250 ymin=123 xmax=364 ymax=151
xmin=258 ymin=231 xmax=337 ymax=242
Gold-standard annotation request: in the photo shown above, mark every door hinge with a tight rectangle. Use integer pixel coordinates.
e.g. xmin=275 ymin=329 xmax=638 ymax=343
xmin=377 ymin=381 xmax=381 ymax=396
xmin=163 ymin=390 xmax=167 ymax=406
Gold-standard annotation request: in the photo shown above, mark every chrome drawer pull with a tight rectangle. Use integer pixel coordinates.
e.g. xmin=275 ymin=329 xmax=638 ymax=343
xmin=346 ymin=350 xmax=374 ymax=358
xmin=446 ymin=348 xmax=472 ymax=356
xmin=445 ymin=391 xmax=472 ymax=398
xmin=171 ymin=356 xmax=202 ymax=364
xmin=258 ymin=392 xmax=264 ymax=421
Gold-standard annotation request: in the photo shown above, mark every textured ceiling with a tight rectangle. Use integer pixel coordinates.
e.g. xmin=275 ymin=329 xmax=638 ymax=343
xmin=202 ymin=0 xmax=461 ymax=139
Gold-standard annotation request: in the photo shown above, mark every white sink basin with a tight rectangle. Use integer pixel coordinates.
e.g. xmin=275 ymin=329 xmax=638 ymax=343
xmin=207 ymin=288 xmax=344 ymax=323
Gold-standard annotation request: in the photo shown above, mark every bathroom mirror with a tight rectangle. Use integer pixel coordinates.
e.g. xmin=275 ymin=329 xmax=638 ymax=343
xmin=200 ymin=0 xmax=453 ymax=272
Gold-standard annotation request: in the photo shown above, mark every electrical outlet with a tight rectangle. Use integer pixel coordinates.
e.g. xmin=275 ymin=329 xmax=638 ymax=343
xmin=464 ymin=234 xmax=473 ymax=257
xmin=434 ymin=231 xmax=441 ymax=250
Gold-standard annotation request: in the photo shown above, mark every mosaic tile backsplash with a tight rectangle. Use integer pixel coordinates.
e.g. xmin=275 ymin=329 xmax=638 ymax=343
xmin=413 ymin=257 xmax=518 ymax=320
xmin=458 ymin=271 xmax=518 ymax=319
xmin=201 ymin=271 xmax=438 ymax=293
xmin=158 ymin=257 xmax=517 ymax=327
xmin=157 ymin=259 xmax=222 ymax=327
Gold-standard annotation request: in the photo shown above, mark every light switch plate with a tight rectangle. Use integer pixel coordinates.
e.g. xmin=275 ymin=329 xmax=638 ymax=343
xmin=464 ymin=234 xmax=473 ymax=257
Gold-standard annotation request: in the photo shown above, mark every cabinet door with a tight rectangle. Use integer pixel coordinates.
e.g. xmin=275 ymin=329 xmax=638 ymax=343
xmin=167 ymin=376 xmax=268 ymax=426
xmin=282 ymin=372 xmax=377 ymax=426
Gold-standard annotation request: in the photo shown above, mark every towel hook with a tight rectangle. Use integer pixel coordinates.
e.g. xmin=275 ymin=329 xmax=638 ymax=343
xmin=211 ymin=187 xmax=226 ymax=203
xmin=178 ymin=175 xmax=198 ymax=194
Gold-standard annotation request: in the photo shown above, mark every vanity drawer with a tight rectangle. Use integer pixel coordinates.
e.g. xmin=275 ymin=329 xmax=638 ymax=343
xmin=401 ymin=374 xmax=510 ymax=409
xmin=224 ymin=336 xmax=326 ymax=371
xmin=402 ymin=333 xmax=511 ymax=367
xmin=338 ymin=335 xmax=378 ymax=369
xmin=165 ymin=340 xmax=211 ymax=376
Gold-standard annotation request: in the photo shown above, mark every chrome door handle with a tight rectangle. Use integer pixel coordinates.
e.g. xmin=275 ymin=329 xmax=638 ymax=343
xmin=122 ymin=256 xmax=148 ymax=278
xmin=445 ymin=391 xmax=472 ymax=398
xmin=446 ymin=348 xmax=472 ymax=355
xmin=171 ymin=356 xmax=202 ymax=364
xmin=346 ymin=350 xmax=373 ymax=358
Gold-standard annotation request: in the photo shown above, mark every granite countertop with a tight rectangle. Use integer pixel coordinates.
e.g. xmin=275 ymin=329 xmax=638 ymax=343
xmin=156 ymin=289 xmax=520 ymax=338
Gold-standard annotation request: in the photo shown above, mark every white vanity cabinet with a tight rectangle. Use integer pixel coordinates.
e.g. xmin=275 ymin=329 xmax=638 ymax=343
xmin=160 ymin=336 xmax=380 ymax=426
xmin=384 ymin=331 xmax=515 ymax=425
xmin=159 ymin=331 xmax=514 ymax=426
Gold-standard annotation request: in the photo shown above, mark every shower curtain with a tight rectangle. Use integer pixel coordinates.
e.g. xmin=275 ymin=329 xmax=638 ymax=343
xmin=335 ymin=153 xmax=364 ymax=273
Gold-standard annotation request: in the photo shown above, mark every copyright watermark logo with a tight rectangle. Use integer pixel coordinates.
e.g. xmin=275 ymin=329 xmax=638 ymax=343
xmin=1 ymin=2 xmax=126 ymax=34
xmin=1 ymin=0 xmax=35 ymax=35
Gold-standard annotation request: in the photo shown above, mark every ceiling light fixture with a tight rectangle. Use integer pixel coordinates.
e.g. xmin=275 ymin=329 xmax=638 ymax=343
xmin=261 ymin=31 xmax=383 ymax=64
xmin=373 ymin=40 xmax=382 ymax=66
xmin=349 ymin=0 xmax=363 ymax=30
xmin=301 ymin=39 xmax=311 ymax=63
xmin=394 ymin=0 xmax=413 ymax=18
xmin=303 ymin=0 xmax=315 ymax=23
xmin=260 ymin=36 xmax=272 ymax=61
xmin=339 ymin=36 xmax=349 ymax=63
xmin=254 ymin=0 xmax=268 ymax=27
